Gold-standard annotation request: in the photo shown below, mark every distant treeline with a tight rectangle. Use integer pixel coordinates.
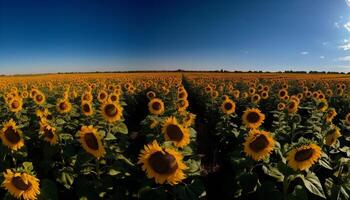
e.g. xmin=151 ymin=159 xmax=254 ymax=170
xmin=1 ymin=69 xmax=349 ymax=76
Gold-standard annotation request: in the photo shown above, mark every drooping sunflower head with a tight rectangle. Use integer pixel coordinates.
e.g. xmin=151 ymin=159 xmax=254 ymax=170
xmin=325 ymin=108 xmax=337 ymax=123
xmin=286 ymin=143 xmax=322 ymax=171
xmin=8 ymin=98 xmax=23 ymax=113
xmin=77 ymin=125 xmax=105 ymax=159
xmin=137 ymin=140 xmax=187 ymax=185
xmin=81 ymin=101 xmax=93 ymax=116
xmin=2 ymin=169 xmax=40 ymax=200
xmin=242 ymin=108 xmax=265 ymax=129
xmin=33 ymin=92 xmax=45 ymax=105
xmin=316 ymin=99 xmax=328 ymax=112
xmin=162 ymin=116 xmax=190 ymax=148
xmin=56 ymin=99 xmax=72 ymax=114
xmin=0 ymin=119 xmax=24 ymax=151
xmin=101 ymin=101 xmax=123 ymax=123
xmin=243 ymin=129 xmax=275 ymax=161
xmin=221 ymin=99 xmax=236 ymax=115
xmin=148 ymin=98 xmax=165 ymax=115
xmin=39 ymin=121 xmax=58 ymax=145
xmin=324 ymin=126 xmax=341 ymax=146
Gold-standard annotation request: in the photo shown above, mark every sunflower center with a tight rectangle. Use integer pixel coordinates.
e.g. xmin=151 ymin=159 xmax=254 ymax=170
xmin=36 ymin=95 xmax=43 ymax=102
xmin=11 ymin=101 xmax=19 ymax=109
xmin=84 ymin=132 xmax=99 ymax=150
xmin=223 ymin=102 xmax=233 ymax=110
xmin=83 ymin=104 xmax=91 ymax=112
xmin=83 ymin=95 xmax=90 ymax=101
xmin=179 ymin=92 xmax=185 ymax=98
xmin=249 ymin=134 xmax=269 ymax=152
xmin=59 ymin=102 xmax=68 ymax=110
xmin=11 ymin=176 xmax=31 ymax=191
xmin=44 ymin=128 xmax=55 ymax=139
xmin=100 ymin=93 xmax=106 ymax=99
xmin=105 ymin=104 xmax=117 ymax=117
xmin=246 ymin=112 xmax=260 ymax=123
xmin=294 ymin=148 xmax=314 ymax=162
xmin=152 ymin=102 xmax=161 ymax=111
xmin=111 ymin=95 xmax=117 ymax=101
xmin=148 ymin=92 xmax=155 ymax=98
xmin=4 ymin=127 xmax=20 ymax=144
xmin=148 ymin=151 xmax=178 ymax=175
xmin=280 ymin=91 xmax=286 ymax=97
xmin=166 ymin=124 xmax=184 ymax=142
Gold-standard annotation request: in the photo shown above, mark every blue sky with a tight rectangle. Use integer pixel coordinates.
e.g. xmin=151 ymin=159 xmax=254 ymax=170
xmin=1 ymin=0 xmax=350 ymax=74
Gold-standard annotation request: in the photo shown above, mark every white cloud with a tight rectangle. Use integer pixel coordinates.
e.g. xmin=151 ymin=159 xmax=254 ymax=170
xmin=339 ymin=42 xmax=350 ymax=50
xmin=322 ymin=41 xmax=329 ymax=46
xmin=301 ymin=51 xmax=309 ymax=55
xmin=346 ymin=0 xmax=350 ymax=6
xmin=335 ymin=22 xmax=340 ymax=28
xmin=320 ymin=56 xmax=325 ymax=59
xmin=344 ymin=22 xmax=350 ymax=31
xmin=337 ymin=56 xmax=350 ymax=62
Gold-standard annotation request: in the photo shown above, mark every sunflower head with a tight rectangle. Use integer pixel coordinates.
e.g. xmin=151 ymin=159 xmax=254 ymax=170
xmin=279 ymin=89 xmax=288 ymax=99
xmin=8 ymin=98 xmax=23 ymax=113
xmin=316 ymin=99 xmax=328 ymax=112
xmin=162 ymin=117 xmax=190 ymax=147
xmin=0 ymin=119 xmax=24 ymax=151
xmin=287 ymin=100 xmax=299 ymax=114
xmin=251 ymin=94 xmax=261 ymax=104
xmin=221 ymin=99 xmax=236 ymax=115
xmin=146 ymin=91 xmax=156 ymax=100
xmin=243 ymin=129 xmax=275 ymax=161
xmin=34 ymin=92 xmax=46 ymax=105
xmin=325 ymin=108 xmax=337 ymax=123
xmin=176 ymin=99 xmax=189 ymax=112
xmin=324 ymin=126 xmax=341 ymax=146
xmin=277 ymin=102 xmax=286 ymax=111
xmin=148 ymin=98 xmax=165 ymax=115
xmin=242 ymin=108 xmax=265 ymax=129
xmin=287 ymin=143 xmax=322 ymax=171
xmin=101 ymin=101 xmax=123 ymax=123
xmin=81 ymin=92 xmax=93 ymax=102
xmin=39 ymin=121 xmax=58 ymax=145
xmin=108 ymin=93 xmax=119 ymax=103
xmin=77 ymin=125 xmax=105 ymax=159
xmin=56 ymin=99 xmax=72 ymax=114
xmin=81 ymin=101 xmax=93 ymax=116
xmin=2 ymin=169 xmax=40 ymax=200
xmin=97 ymin=90 xmax=108 ymax=103
xmin=137 ymin=140 xmax=187 ymax=185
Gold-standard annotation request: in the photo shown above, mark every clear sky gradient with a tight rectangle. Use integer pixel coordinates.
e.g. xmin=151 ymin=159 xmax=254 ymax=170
xmin=1 ymin=0 xmax=350 ymax=74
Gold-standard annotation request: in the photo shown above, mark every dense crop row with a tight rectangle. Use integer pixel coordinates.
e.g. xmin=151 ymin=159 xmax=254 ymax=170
xmin=0 ymin=72 xmax=349 ymax=200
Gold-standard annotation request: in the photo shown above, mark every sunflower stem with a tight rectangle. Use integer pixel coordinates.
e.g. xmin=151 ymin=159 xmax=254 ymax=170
xmin=282 ymin=176 xmax=290 ymax=198
xmin=96 ymin=158 xmax=100 ymax=179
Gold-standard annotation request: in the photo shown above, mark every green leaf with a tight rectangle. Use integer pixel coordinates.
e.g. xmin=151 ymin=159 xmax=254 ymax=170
xmin=105 ymin=133 xmax=117 ymax=141
xmin=108 ymin=169 xmax=121 ymax=176
xmin=262 ymin=165 xmax=284 ymax=182
xmin=22 ymin=162 xmax=34 ymax=172
xmin=114 ymin=123 xmax=128 ymax=134
xmin=301 ymin=172 xmax=326 ymax=199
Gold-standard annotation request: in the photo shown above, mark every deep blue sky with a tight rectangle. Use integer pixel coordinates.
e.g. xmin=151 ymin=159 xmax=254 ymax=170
xmin=1 ymin=0 xmax=350 ymax=74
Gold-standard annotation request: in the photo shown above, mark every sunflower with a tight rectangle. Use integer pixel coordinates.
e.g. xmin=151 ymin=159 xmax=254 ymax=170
xmin=277 ymin=102 xmax=286 ymax=111
xmin=137 ymin=140 xmax=187 ymax=185
xmin=221 ymin=99 xmax=236 ymax=115
xmin=162 ymin=117 xmax=190 ymax=147
xmin=286 ymin=143 xmax=322 ymax=171
xmin=287 ymin=100 xmax=299 ymax=114
xmin=251 ymin=94 xmax=261 ymax=104
xmin=39 ymin=121 xmax=58 ymax=145
xmin=81 ymin=101 xmax=93 ymax=116
xmin=148 ymin=98 xmax=165 ymax=115
xmin=242 ymin=108 xmax=265 ymax=129
xmin=81 ymin=92 xmax=93 ymax=102
xmin=211 ymin=91 xmax=219 ymax=99
xmin=8 ymin=98 xmax=23 ymax=113
xmin=101 ymin=101 xmax=123 ymax=123
xmin=33 ymin=92 xmax=45 ymax=105
xmin=21 ymin=91 xmax=29 ymax=99
xmin=97 ymin=90 xmax=108 ymax=103
xmin=261 ymin=91 xmax=269 ymax=99
xmin=77 ymin=125 xmax=105 ymax=159
xmin=177 ymin=90 xmax=188 ymax=100
xmin=182 ymin=113 xmax=196 ymax=127
xmin=108 ymin=93 xmax=119 ymax=103
xmin=176 ymin=99 xmax=189 ymax=112
xmin=0 ymin=119 xmax=24 ymax=151
xmin=344 ymin=113 xmax=350 ymax=126
xmin=324 ymin=126 xmax=341 ymax=146
xmin=146 ymin=91 xmax=156 ymax=100
xmin=278 ymin=89 xmax=288 ymax=99
xmin=317 ymin=99 xmax=328 ymax=112
xmin=2 ymin=169 xmax=40 ymax=200
xmin=243 ymin=129 xmax=275 ymax=161
xmin=150 ymin=118 xmax=159 ymax=129
xmin=325 ymin=108 xmax=337 ymax=123
xmin=56 ymin=99 xmax=72 ymax=114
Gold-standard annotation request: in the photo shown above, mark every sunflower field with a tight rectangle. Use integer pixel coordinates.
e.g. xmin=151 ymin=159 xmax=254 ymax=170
xmin=0 ymin=72 xmax=350 ymax=200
